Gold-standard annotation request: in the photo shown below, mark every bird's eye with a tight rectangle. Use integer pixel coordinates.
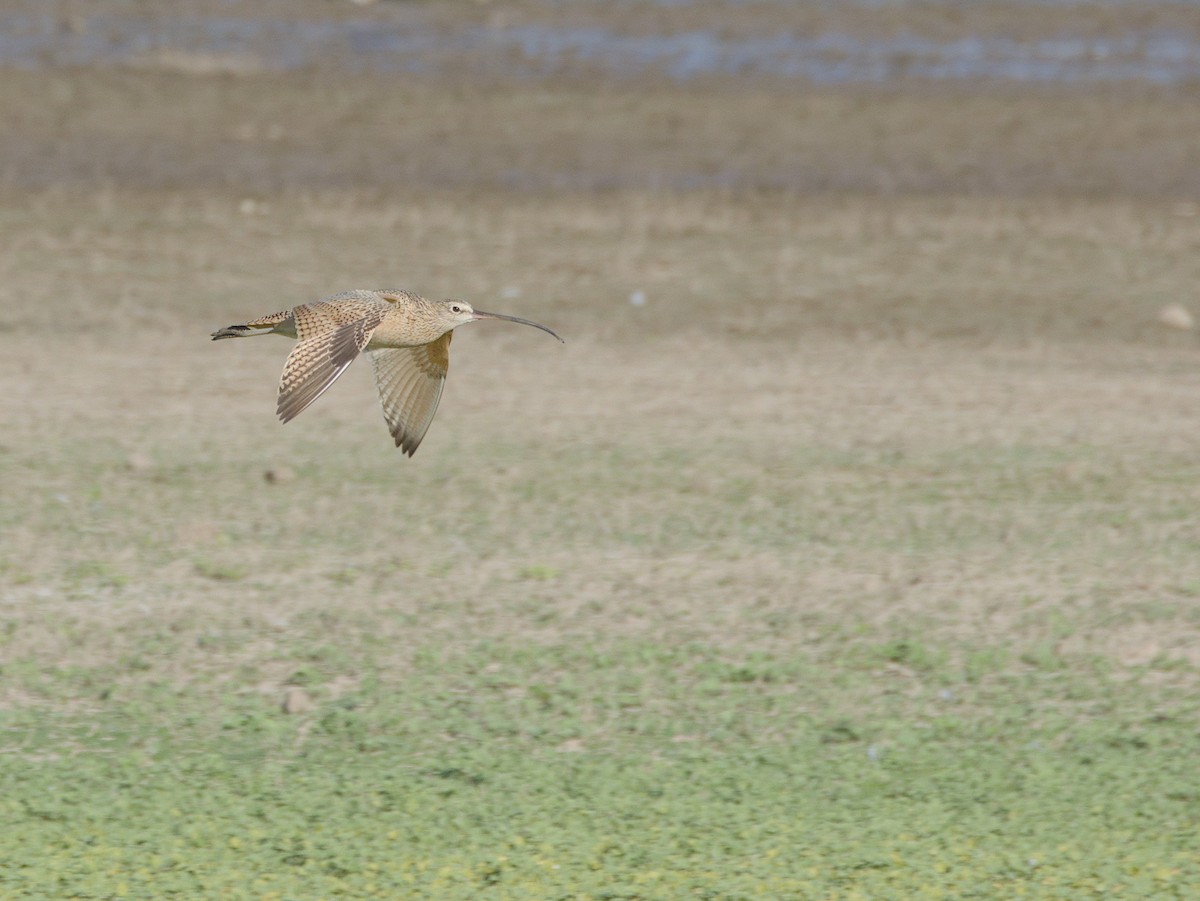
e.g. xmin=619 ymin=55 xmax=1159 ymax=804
xmin=451 ymin=304 xmax=463 ymax=313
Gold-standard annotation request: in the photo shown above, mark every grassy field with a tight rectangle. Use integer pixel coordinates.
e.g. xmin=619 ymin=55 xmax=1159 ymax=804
xmin=3 ymin=4 xmax=1200 ymax=898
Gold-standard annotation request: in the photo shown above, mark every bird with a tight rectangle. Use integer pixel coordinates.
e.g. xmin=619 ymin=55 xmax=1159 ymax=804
xmin=211 ymin=289 xmax=563 ymax=456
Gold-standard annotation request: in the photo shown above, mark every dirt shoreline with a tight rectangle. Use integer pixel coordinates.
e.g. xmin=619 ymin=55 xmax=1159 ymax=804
xmin=2 ymin=66 xmax=1200 ymax=198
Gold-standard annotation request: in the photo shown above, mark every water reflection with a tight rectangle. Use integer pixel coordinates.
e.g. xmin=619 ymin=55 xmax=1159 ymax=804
xmin=3 ymin=12 xmax=1200 ymax=84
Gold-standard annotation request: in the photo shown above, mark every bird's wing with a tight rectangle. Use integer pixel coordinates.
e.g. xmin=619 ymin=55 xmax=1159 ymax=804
xmin=276 ymin=305 xmax=385 ymax=424
xmin=369 ymin=332 xmax=452 ymax=457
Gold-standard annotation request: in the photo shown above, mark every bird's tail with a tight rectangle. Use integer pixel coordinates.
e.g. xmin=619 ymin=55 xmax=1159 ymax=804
xmin=211 ymin=323 xmax=269 ymax=340
xmin=211 ymin=310 xmax=295 ymax=341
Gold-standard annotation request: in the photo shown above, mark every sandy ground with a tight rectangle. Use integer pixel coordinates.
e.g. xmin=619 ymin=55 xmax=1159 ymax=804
xmin=4 ymin=190 xmax=1200 ymax=703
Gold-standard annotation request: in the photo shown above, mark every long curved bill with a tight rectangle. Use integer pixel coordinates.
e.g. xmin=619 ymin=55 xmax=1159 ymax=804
xmin=472 ymin=309 xmax=565 ymax=343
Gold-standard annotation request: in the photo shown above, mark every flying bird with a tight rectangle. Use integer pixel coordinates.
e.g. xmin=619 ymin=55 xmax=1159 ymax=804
xmin=212 ymin=289 xmax=563 ymax=455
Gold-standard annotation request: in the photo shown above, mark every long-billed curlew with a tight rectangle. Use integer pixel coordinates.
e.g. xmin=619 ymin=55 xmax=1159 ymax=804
xmin=212 ymin=289 xmax=563 ymax=456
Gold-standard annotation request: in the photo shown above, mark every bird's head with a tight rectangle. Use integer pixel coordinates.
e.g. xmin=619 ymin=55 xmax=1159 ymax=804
xmin=437 ymin=299 xmax=564 ymax=343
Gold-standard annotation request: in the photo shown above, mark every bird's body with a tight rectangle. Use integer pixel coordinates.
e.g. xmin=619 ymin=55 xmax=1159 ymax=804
xmin=212 ymin=289 xmax=562 ymax=455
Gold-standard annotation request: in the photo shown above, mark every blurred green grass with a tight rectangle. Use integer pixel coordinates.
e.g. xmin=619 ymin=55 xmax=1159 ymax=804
xmin=2 ymin=638 xmax=1198 ymax=898
xmin=4 ymin=348 xmax=1200 ymax=895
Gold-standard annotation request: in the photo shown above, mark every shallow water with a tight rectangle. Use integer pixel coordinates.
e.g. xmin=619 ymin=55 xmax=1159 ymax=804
xmin=4 ymin=11 xmax=1200 ymax=84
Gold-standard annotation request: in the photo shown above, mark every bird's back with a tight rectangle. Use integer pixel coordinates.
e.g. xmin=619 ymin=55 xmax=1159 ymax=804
xmin=365 ymin=290 xmax=452 ymax=349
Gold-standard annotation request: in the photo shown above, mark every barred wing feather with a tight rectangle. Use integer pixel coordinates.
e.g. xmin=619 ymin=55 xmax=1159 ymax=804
xmin=276 ymin=307 xmax=385 ymax=424
xmin=370 ymin=332 xmax=452 ymax=457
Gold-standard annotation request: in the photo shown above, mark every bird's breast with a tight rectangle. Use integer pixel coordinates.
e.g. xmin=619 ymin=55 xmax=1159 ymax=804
xmin=366 ymin=313 xmax=446 ymax=349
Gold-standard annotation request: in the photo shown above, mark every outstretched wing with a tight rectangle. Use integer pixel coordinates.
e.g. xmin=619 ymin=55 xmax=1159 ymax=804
xmin=370 ymin=332 xmax=452 ymax=457
xmin=276 ymin=305 xmax=385 ymax=424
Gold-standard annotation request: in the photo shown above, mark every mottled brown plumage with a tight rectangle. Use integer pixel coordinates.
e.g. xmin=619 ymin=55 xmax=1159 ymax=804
xmin=212 ymin=289 xmax=562 ymax=456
